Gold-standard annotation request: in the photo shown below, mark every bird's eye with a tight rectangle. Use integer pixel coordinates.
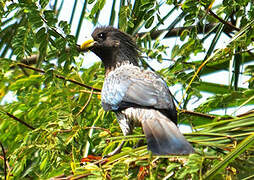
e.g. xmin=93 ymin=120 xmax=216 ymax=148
xmin=98 ymin=33 xmax=106 ymax=40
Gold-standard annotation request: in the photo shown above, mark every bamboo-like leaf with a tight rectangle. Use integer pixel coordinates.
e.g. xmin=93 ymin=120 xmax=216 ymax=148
xmin=159 ymin=11 xmax=186 ymax=40
xmin=69 ymin=0 xmax=78 ymax=26
xmin=229 ymin=19 xmax=254 ymax=44
xmin=203 ymin=133 xmax=254 ymax=179
xmin=84 ymin=108 xmax=105 ymax=157
xmin=179 ymin=18 xmax=254 ymax=106
xmin=232 ymin=95 xmax=254 ymax=115
xmin=196 ymin=81 xmax=246 ymax=94
xmin=193 ymin=53 xmax=254 ymax=76
xmin=151 ymin=0 xmax=184 ymax=32
xmin=242 ymin=174 xmax=254 ymax=180
xmin=231 ymin=46 xmax=242 ymax=90
xmin=75 ymin=0 xmax=88 ymax=39
xmin=109 ymin=0 xmax=116 ymax=26
xmin=202 ymin=15 xmax=229 ymax=62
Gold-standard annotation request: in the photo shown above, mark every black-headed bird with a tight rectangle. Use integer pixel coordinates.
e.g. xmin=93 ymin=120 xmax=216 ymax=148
xmin=80 ymin=27 xmax=194 ymax=155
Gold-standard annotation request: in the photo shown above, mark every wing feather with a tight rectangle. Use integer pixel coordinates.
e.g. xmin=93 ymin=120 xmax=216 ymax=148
xmin=101 ymin=64 xmax=176 ymax=116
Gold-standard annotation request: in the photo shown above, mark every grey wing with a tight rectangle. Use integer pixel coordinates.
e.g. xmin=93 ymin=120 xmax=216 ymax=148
xmin=101 ymin=69 xmax=177 ymax=123
xmin=122 ymin=77 xmax=173 ymax=109
xmin=121 ymin=74 xmax=177 ymax=124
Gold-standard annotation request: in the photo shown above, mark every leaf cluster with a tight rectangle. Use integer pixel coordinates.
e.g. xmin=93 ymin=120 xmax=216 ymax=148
xmin=0 ymin=0 xmax=254 ymax=179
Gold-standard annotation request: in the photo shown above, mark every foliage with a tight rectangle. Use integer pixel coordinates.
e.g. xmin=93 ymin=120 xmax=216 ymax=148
xmin=0 ymin=0 xmax=254 ymax=179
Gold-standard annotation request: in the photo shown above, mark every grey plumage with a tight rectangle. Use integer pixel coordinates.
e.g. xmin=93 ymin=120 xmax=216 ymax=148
xmin=80 ymin=26 xmax=194 ymax=155
xmin=102 ymin=63 xmax=194 ymax=155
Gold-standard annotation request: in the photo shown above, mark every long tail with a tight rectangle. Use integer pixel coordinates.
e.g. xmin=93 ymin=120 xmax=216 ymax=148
xmin=141 ymin=110 xmax=194 ymax=155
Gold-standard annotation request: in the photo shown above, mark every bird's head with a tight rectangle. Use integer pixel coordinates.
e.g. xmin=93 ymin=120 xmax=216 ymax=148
xmin=80 ymin=27 xmax=139 ymax=70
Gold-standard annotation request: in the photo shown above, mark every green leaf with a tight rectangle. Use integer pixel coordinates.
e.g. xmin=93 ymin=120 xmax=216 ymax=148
xmin=171 ymin=45 xmax=180 ymax=58
xmin=58 ymin=21 xmax=71 ymax=34
xmin=48 ymin=29 xmax=60 ymax=38
xmin=9 ymin=75 xmax=42 ymax=91
xmin=145 ymin=16 xmax=154 ymax=29
xmin=88 ymin=0 xmax=96 ymax=4
xmin=40 ymin=156 xmax=48 ymax=170
xmin=111 ymin=162 xmax=128 ymax=179
xmin=135 ymin=160 xmax=149 ymax=166
xmin=39 ymin=0 xmax=49 ymax=9
xmin=144 ymin=9 xmax=155 ymax=20
xmin=204 ymin=134 xmax=254 ymax=179
xmin=139 ymin=2 xmax=154 ymax=10
xmin=180 ymin=29 xmax=189 ymax=41
xmin=166 ymin=0 xmax=174 ymax=5
xmin=118 ymin=6 xmax=130 ymax=31
xmin=36 ymin=27 xmax=46 ymax=43
xmin=43 ymin=10 xmax=57 ymax=26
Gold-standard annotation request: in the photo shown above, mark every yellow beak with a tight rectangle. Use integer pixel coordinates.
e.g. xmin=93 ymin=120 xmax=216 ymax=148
xmin=80 ymin=39 xmax=95 ymax=51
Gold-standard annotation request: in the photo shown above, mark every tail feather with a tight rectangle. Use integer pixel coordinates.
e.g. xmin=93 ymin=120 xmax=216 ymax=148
xmin=141 ymin=111 xmax=194 ymax=155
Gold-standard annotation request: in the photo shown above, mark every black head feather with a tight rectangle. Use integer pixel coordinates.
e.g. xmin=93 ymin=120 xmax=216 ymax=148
xmin=89 ymin=27 xmax=139 ymax=71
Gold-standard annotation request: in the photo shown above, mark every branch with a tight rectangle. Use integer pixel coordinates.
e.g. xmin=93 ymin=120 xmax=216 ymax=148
xmin=17 ymin=63 xmax=101 ymax=92
xmin=20 ymin=45 xmax=82 ymax=65
xmin=237 ymin=109 xmax=254 ymax=118
xmin=208 ymin=10 xmax=240 ymax=31
xmin=75 ymin=89 xmax=101 ymax=95
xmin=20 ymin=54 xmax=39 ymax=65
xmin=51 ymin=173 xmax=94 ymax=180
xmin=4 ymin=111 xmax=35 ymax=130
xmin=181 ymin=109 xmax=254 ymax=120
xmin=180 ymin=109 xmax=216 ymax=119
xmin=76 ymin=89 xmax=93 ymax=116
xmin=0 ymin=142 xmax=7 ymax=180
xmin=53 ymin=126 xmax=112 ymax=137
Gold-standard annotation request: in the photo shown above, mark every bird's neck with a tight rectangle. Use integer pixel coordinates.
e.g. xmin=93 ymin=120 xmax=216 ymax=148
xmin=104 ymin=49 xmax=138 ymax=75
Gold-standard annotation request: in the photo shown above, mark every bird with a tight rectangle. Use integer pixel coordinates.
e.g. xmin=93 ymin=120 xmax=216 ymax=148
xmin=80 ymin=26 xmax=194 ymax=155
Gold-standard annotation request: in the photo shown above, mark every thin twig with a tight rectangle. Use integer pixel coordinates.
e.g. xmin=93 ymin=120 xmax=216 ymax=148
xmin=0 ymin=142 xmax=7 ymax=180
xmin=82 ymin=127 xmax=112 ymax=136
xmin=40 ymin=15 xmax=65 ymax=39
xmin=53 ymin=127 xmax=112 ymax=136
xmin=0 ymin=156 xmax=10 ymax=171
xmin=67 ymin=174 xmax=94 ymax=180
xmin=41 ymin=14 xmax=84 ymax=52
xmin=247 ymin=49 xmax=254 ymax=59
xmin=237 ymin=110 xmax=254 ymax=117
xmin=79 ymin=89 xmax=101 ymax=95
xmin=50 ymin=174 xmax=93 ymax=180
xmin=16 ymin=63 xmax=101 ymax=92
xmin=76 ymin=89 xmax=94 ymax=116
xmin=4 ymin=111 xmax=35 ymax=130
xmin=180 ymin=109 xmax=216 ymax=119
xmin=208 ymin=10 xmax=240 ymax=31
xmin=179 ymin=109 xmax=254 ymax=119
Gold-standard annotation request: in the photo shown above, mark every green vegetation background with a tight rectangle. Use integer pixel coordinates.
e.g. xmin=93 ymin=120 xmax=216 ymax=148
xmin=0 ymin=0 xmax=254 ymax=179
